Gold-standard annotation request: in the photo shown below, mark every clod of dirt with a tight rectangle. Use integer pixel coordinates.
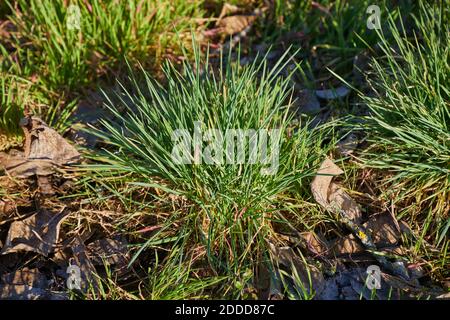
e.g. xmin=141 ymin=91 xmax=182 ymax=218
xmin=315 ymin=86 xmax=350 ymax=100
xmin=295 ymin=89 xmax=321 ymax=115
xmin=1 ymin=208 xmax=70 ymax=256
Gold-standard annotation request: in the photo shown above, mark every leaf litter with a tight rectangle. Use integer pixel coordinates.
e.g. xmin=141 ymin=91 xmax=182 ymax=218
xmin=305 ymin=157 xmax=446 ymax=299
xmin=0 ymin=116 xmax=134 ymax=299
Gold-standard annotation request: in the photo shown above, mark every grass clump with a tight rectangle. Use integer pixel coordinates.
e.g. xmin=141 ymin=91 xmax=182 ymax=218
xmin=86 ymin=47 xmax=331 ymax=297
xmin=363 ymin=3 xmax=449 ymax=215
xmin=4 ymin=0 xmax=205 ymax=92
xmin=351 ymin=2 xmax=449 ymax=277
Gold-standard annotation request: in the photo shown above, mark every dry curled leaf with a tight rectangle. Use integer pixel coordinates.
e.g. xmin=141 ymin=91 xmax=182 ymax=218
xmin=332 ymin=234 xmax=365 ymax=255
xmin=1 ymin=208 xmax=70 ymax=256
xmin=0 ymin=117 xmax=80 ymax=178
xmin=311 ymin=158 xmax=362 ymax=223
xmin=22 ymin=117 xmax=80 ymax=164
xmin=300 ymin=232 xmax=329 ymax=256
xmin=311 ymin=158 xmax=343 ymax=207
xmin=328 ymin=182 xmax=362 ymax=223
xmin=364 ymin=213 xmax=404 ymax=247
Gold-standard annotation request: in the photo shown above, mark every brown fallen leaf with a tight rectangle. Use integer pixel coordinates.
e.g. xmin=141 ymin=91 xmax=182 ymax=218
xmin=300 ymin=232 xmax=330 ymax=256
xmin=0 ymin=117 xmax=80 ymax=194
xmin=332 ymin=234 xmax=365 ymax=255
xmin=328 ymin=182 xmax=363 ymax=223
xmin=1 ymin=208 xmax=70 ymax=256
xmin=364 ymin=213 xmax=404 ymax=247
xmin=311 ymin=158 xmax=362 ymax=223
xmin=0 ymin=268 xmax=48 ymax=300
xmin=0 ymin=152 xmax=54 ymax=178
xmin=0 ymin=199 xmax=16 ymax=220
xmin=216 ymin=15 xmax=257 ymax=36
xmin=22 ymin=117 xmax=80 ymax=164
xmin=311 ymin=158 xmax=343 ymax=207
xmin=331 ymin=214 xmax=410 ymax=256
xmin=1 ymin=268 xmax=47 ymax=287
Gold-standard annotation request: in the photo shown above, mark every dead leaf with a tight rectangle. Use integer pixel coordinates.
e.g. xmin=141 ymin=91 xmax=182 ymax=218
xmin=364 ymin=213 xmax=403 ymax=247
xmin=0 ymin=268 xmax=48 ymax=300
xmin=0 ymin=117 xmax=80 ymax=178
xmin=328 ymin=183 xmax=362 ymax=223
xmin=22 ymin=117 xmax=80 ymax=164
xmin=332 ymin=213 xmax=410 ymax=256
xmin=0 ymin=199 xmax=16 ymax=220
xmin=0 ymin=153 xmax=54 ymax=178
xmin=332 ymin=234 xmax=365 ymax=255
xmin=216 ymin=15 xmax=256 ymax=36
xmin=1 ymin=268 xmax=47 ymax=287
xmin=0 ymin=117 xmax=80 ymax=194
xmin=311 ymin=158 xmax=362 ymax=223
xmin=311 ymin=158 xmax=343 ymax=208
xmin=255 ymin=263 xmax=271 ymax=299
xmin=1 ymin=208 xmax=70 ymax=256
xmin=436 ymin=292 xmax=450 ymax=300
xmin=300 ymin=232 xmax=329 ymax=256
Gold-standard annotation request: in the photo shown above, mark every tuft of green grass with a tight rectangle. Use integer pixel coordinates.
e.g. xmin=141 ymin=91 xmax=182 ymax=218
xmin=5 ymin=0 xmax=206 ymax=92
xmin=0 ymin=74 xmax=27 ymax=138
xmin=85 ymin=45 xmax=332 ymax=297
xmin=328 ymin=2 xmax=450 ymax=279
xmin=0 ymin=72 xmax=77 ymax=141
xmin=362 ymin=3 xmax=449 ymax=214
